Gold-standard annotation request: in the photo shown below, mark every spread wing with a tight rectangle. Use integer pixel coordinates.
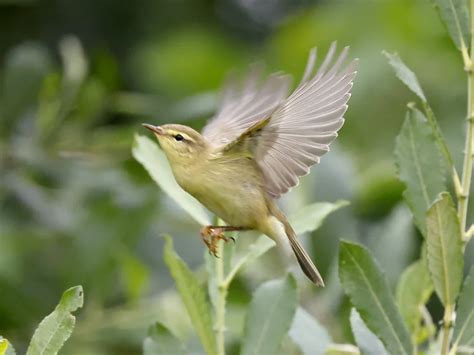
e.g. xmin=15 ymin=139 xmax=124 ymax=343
xmin=256 ymin=43 xmax=358 ymax=198
xmin=202 ymin=64 xmax=291 ymax=147
xmin=202 ymin=42 xmax=357 ymax=198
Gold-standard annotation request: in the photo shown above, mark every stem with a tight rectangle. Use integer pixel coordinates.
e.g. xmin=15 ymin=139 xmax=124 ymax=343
xmin=458 ymin=0 xmax=474 ymax=235
xmin=458 ymin=69 xmax=474 ymax=234
xmin=441 ymin=304 xmax=454 ymax=355
xmin=441 ymin=4 xmax=474 ymax=355
xmin=215 ymin=239 xmax=227 ymax=355
xmin=465 ymin=224 xmax=474 ymax=240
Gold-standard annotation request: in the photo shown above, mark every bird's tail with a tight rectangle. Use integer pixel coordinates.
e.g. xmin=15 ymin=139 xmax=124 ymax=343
xmin=284 ymin=221 xmax=325 ymax=286
xmin=266 ymin=206 xmax=325 ymax=286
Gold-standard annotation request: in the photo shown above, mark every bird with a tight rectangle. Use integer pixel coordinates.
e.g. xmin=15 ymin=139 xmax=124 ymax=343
xmin=143 ymin=42 xmax=357 ymax=286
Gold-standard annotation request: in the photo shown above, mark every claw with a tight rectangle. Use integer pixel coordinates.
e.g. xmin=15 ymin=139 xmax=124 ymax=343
xmin=200 ymin=226 xmax=235 ymax=257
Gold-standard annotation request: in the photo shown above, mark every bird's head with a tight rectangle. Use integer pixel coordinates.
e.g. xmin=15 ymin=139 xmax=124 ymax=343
xmin=142 ymin=123 xmax=208 ymax=166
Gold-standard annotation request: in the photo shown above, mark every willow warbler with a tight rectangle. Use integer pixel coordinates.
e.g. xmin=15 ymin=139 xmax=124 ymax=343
xmin=143 ymin=43 xmax=357 ymax=286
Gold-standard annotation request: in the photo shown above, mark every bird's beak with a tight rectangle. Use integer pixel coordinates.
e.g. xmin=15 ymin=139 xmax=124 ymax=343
xmin=142 ymin=123 xmax=164 ymax=135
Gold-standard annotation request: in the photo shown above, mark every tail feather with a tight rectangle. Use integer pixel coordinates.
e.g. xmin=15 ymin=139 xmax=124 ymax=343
xmin=266 ymin=203 xmax=325 ymax=286
xmin=286 ymin=227 xmax=325 ymax=286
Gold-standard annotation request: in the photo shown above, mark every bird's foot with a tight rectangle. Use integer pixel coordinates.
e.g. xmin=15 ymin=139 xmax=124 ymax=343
xmin=200 ymin=226 xmax=236 ymax=257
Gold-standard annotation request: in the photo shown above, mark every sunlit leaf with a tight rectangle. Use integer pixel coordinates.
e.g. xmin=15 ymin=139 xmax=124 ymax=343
xmin=394 ymin=108 xmax=446 ymax=236
xmin=452 ymin=267 xmax=474 ymax=350
xmin=383 ymin=52 xmax=426 ymax=102
xmin=350 ymin=308 xmax=388 ymax=355
xmin=162 ymin=236 xmax=216 ymax=355
xmin=396 ymin=259 xmax=433 ymax=338
xmin=289 ymin=200 xmax=349 ymax=235
xmin=0 ymin=338 xmax=15 ymax=355
xmin=0 ymin=338 xmax=8 ymax=355
xmin=132 ymin=134 xmax=210 ymax=226
xmin=225 ymin=235 xmax=275 ymax=284
xmin=241 ymin=275 xmax=297 ymax=355
xmin=143 ymin=322 xmax=186 ymax=355
xmin=426 ymin=192 xmax=463 ymax=307
xmin=432 ymin=0 xmax=470 ymax=50
xmin=26 ymin=286 xmax=84 ymax=355
xmin=325 ymin=344 xmax=360 ymax=355
xmin=288 ymin=307 xmax=331 ymax=355
xmin=339 ymin=241 xmax=412 ymax=355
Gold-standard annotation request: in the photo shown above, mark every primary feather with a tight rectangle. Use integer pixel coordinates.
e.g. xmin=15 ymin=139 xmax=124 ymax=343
xmin=203 ymin=42 xmax=358 ymax=198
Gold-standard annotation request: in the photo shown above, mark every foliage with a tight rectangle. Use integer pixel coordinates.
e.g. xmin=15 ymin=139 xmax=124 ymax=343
xmin=335 ymin=1 xmax=474 ymax=354
xmin=1 ymin=286 xmax=83 ymax=355
xmin=452 ymin=267 xmax=474 ymax=352
xmin=1 ymin=0 xmax=474 ymax=354
xmin=339 ymin=241 xmax=412 ymax=355
xmin=162 ymin=236 xmax=216 ymax=354
xmin=240 ymin=275 xmax=297 ymax=355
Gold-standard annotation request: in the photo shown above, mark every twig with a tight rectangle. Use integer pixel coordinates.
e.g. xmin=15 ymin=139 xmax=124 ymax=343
xmin=441 ymin=3 xmax=474 ymax=354
xmin=215 ymin=239 xmax=227 ymax=355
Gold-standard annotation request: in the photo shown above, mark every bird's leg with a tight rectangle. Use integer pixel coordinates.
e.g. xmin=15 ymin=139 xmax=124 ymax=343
xmin=200 ymin=225 xmax=248 ymax=257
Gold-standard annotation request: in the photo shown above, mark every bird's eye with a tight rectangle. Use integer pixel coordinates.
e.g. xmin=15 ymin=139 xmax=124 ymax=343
xmin=174 ymin=134 xmax=184 ymax=141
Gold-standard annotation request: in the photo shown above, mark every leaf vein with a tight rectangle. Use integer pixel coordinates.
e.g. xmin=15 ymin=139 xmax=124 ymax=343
xmin=345 ymin=246 xmax=408 ymax=355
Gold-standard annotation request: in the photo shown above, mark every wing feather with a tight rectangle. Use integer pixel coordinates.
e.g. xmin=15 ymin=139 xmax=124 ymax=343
xmin=202 ymin=65 xmax=291 ymax=146
xmin=256 ymin=44 xmax=357 ymax=198
xmin=202 ymin=43 xmax=357 ymax=198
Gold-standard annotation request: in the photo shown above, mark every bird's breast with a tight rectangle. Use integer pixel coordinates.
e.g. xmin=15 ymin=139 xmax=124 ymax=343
xmin=173 ymin=157 xmax=269 ymax=228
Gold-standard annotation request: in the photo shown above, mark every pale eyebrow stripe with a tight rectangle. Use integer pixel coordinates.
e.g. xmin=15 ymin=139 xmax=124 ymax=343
xmin=167 ymin=130 xmax=194 ymax=142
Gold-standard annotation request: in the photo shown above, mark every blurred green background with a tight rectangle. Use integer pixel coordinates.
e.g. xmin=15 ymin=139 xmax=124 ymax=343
xmin=1 ymin=0 xmax=473 ymax=353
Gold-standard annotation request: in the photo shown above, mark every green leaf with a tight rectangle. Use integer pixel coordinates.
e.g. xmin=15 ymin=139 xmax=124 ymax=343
xmin=384 ymin=52 xmax=453 ymax=171
xmin=383 ymin=52 xmax=426 ymax=102
xmin=225 ymin=235 xmax=275 ymax=284
xmin=338 ymin=241 xmax=413 ymax=355
xmin=432 ymin=0 xmax=470 ymax=50
xmin=288 ymin=307 xmax=331 ymax=355
xmin=394 ymin=108 xmax=446 ymax=236
xmin=143 ymin=322 xmax=186 ymax=355
xmin=241 ymin=275 xmax=297 ymax=355
xmin=426 ymin=192 xmax=463 ymax=307
xmin=289 ymin=200 xmax=349 ymax=235
xmin=396 ymin=259 xmax=433 ymax=342
xmin=350 ymin=308 xmax=388 ymax=355
xmin=26 ymin=286 xmax=84 ymax=355
xmin=452 ymin=267 xmax=474 ymax=349
xmin=132 ymin=134 xmax=210 ymax=226
xmin=162 ymin=236 xmax=217 ymax=355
